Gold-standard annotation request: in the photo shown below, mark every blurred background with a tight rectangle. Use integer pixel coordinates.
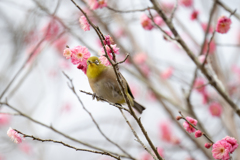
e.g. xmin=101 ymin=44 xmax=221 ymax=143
xmin=0 ymin=0 xmax=240 ymax=159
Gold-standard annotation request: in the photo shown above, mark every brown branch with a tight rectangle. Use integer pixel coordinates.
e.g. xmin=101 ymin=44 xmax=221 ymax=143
xmin=170 ymin=0 xmax=178 ymax=22
xmin=150 ymin=0 xmax=240 ymax=117
xmin=0 ymin=102 xmax=130 ymax=159
xmin=217 ymin=0 xmax=240 ymax=21
xmin=15 ymin=129 xmax=121 ymax=160
xmin=62 ymin=72 xmax=135 ymax=160
xmin=202 ymin=31 xmax=216 ymax=67
xmin=106 ymin=6 xmax=153 ymax=13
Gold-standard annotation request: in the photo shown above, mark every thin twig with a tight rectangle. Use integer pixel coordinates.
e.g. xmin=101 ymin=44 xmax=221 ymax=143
xmin=15 ymin=129 xmax=121 ymax=160
xmin=202 ymin=31 xmax=216 ymax=67
xmin=170 ymin=0 xmax=178 ymax=22
xmin=106 ymin=6 xmax=153 ymax=13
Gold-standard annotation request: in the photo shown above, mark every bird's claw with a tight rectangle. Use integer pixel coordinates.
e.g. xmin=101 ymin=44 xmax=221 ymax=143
xmin=92 ymin=93 xmax=97 ymax=100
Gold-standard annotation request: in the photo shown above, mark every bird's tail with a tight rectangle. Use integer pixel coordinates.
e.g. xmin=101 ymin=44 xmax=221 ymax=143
xmin=133 ymin=100 xmax=145 ymax=114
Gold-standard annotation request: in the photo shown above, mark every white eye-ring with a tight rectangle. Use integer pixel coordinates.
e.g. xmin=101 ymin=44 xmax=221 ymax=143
xmin=95 ymin=60 xmax=99 ymax=65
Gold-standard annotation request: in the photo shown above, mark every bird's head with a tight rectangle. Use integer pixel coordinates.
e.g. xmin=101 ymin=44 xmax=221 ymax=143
xmin=87 ymin=56 xmax=106 ymax=79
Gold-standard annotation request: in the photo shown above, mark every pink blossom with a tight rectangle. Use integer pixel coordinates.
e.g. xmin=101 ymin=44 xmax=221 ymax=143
xmin=140 ymin=14 xmax=154 ymax=30
xmin=209 ymin=102 xmax=222 ymax=117
xmin=114 ymin=28 xmax=125 ymax=38
xmin=203 ymin=40 xmax=216 ymax=54
xmin=70 ymin=46 xmax=91 ymax=65
xmin=212 ymin=140 xmax=232 ymax=160
xmin=159 ymin=121 xmax=172 ymax=142
xmin=0 ymin=114 xmax=10 ymax=126
xmin=202 ymin=92 xmax=209 ymax=104
xmin=88 ymin=0 xmax=107 ymax=10
xmin=205 ymin=143 xmax=212 ymax=149
xmin=194 ymin=78 xmax=206 ymax=93
xmin=198 ymin=55 xmax=206 ymax=64
xmin=183 ymin=117 xmax=197 ymax=133
xmin=190 ymin=10 xmax=199 ymax=20
xmin=7 ymin=127 xmax=24 ymax=144
xmin=104 ymin=35 xmax=114 ymax=45
xmin=157 ymin=147 xmax=164 ymax=158
xmin=161 ymin=2 xmax=174 ymax=14
xmin=63 ymin=48 xmax=72 ymax=59
xmin=223 ymin=136 xmax=238 ymax=153
xmin=140 ymin=64 xmax=150 ymax=77
xmin=201 ymin=23 xmax=214 ymax=33
xmin=133 ymin=53 xmax=148 ymax=64
xmin=19 ymin=142 xmax=31 ymax=154
xmin=216 ymin=16 xmax=232 ymax=34
xmin=154 ymin=16 xmax=164 ymax=26
xmin=42 ymin=19 xmax=60 ymax=41
xmin=163 ymin=31 xmax=173 ymax=41
xmin=77 ymin=63 xmax=87 ymax=74
xmin=180 ymin=0 xmax=193 ymax=7
xmin=146 ymin=90 xmax=156 ymax=101
xmin=53 ymin=36 xmax=68 ymax=53
xmin=195 ymin=130 xmax=202 ymax=138
xmin=61 ymin=102 xmax=72 ymax=113
xmin=99 ymin=44 xmax=120 ymax=56
xmin=79 ymin=16 xmax=90 ymax=31
xmin=161 ymin=67 xmax=173 ymax=79
xmin=99 ymin=55 xmax=111 ymax=66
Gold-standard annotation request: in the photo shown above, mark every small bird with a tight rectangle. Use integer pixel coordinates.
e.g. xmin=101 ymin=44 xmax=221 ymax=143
xmin=86 ymin=56 xmax=145 ymax=114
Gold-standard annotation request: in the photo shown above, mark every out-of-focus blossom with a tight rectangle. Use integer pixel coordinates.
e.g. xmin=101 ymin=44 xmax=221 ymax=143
xmin=140 ymin=64 xmax=151 ymax=77
xmin=42 ymin=20 xmax=60 ymax=40
xmin=114 ymin=28 xmax=126 ymax=38
xmin=140 ymin=14 xmax=154 ymax=30
xmin=133 ymin=53 xmax=148 ymax=64
xmin=195 ymin=130 xmax=202 ymax=138
xmin=88 ymin=0 xmax=107 ymax=10
xmin=53 ymin=36 xmax=68 ymax=53
xmin=140 ymin=148 xmax=164 ymax=160
xmin=159 ymin=121 xmax=172 ymax=142
xmin=7 ymin=127 xmax=24 ymax=144
xmin=157 ymin=148 xmax=164 ymax=158
xmin=99 ymin=45 xmax=120 ymax=56
xmin=183 ymin=117 xmax=197 ymax=133
xmin=216 ymin=16 xmax=232 ymax=34
xmin=61 ymin=102 xmax=72 ymax=113
xmin=99 ymin=55 xmax=111 ymax=66
xmin=146 ymin=90 xmax=157 ymax=101
xmin=163 ymin=31 xmax=173 ymax=41
xmin=194 ymin=78 xmax=206 ymax=93
xmin=19 ymin=142 xmax=31 ymax=154
xmin=24 ymin=30 xmax=39 ymax=45
xmin=160 ymin=67 xmax=173 ymax=79
xmin=202 ymin=92 xmax=209 ymax=104
xmin=154 ymin=16 xmax=164 ymax=26
xmin=209 ymin=102 xmax=222 ymax=117
xmin=212 ymin=140 xmax=232 ymax=160
xmin=201 ymin=23 xmax=214 ymax=33
xmin=190 ymin=10 xmax=199 ymax=20
xmin=63 ymin=48 xmax=72 ymax=59
xmin=161 ymin=2 xmax=174 ymax=14
xmin=104 ymin=35 xmax=114 ymax=45
xmin=180 ymin=0 xmax=193 ymax=7
xmin=70 ymin=46 xmax=91 ymax=65
xmin=205 ymin=143 xmax=212 ymax=149
xmin=79 ymin=16 xmax=90 ymax=31
xmin=198 ymin=55 xmax=206 ymax=64
xmin=0 ymin=114 xmax=10 ymax=126
xmin=223 ymin=136 xmax=238 ymax=153
xmin=59 ymin=60 xmax=71 ymax=70
xmin=203 ymin=40 xmax=216 ymax=54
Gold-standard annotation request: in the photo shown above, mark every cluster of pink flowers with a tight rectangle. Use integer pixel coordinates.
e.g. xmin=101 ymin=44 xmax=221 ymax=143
xmin=209 ymin=102 xmax=222 ymax=117
xmin=190 ymin=10 xmax=199 ymax=20
xmin=141 ymin=148 xmax=164 ymax=160
xmin=79 ymin=16 xmax=90 ymax=31
xmin=63 ymin=46 xmax=91 ymax=74
xmin=88 ymin=0 xmax=107 ymax=10
xmin=180 ymin=0 xmax=193 ymax=7
xmin=212 ymin=136 xmax=238 ymax=160
xmin=159 ymin=121 xmax=180 ymax=144
xmin=183 ymin=117 xmax=198 ymax=133
xmin=7 ymin=127 xmax=24 ymax=144
xmin=133 ymin=53 xmax=151 ymax=77
xmin=216 ymin=16 xmax=232 ymax=34
xmin=140 ymin=14 xmax=154 ymax=30
xmin=160 ymin=67 xmax=174 ymax=80
xmin=0 ymin=114 xmax=10 ymax=126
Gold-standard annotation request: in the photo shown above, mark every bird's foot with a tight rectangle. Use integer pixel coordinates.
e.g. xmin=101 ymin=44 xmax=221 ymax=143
xmin=92 ymin=93 xmax=97 ymax=100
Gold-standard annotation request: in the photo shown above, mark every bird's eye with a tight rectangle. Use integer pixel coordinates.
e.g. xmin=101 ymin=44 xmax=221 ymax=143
xmin=95 ymin=60 xmax=99 ymax=65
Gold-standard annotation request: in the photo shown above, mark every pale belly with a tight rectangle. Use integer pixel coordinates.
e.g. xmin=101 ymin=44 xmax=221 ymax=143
xmin=93 ymin=78 xmax=124 ymax=104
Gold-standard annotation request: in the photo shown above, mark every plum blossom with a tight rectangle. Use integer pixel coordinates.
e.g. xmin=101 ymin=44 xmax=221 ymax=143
xmin=202 ymin=23 xmax=214 ymax=33
xmin=7 ymin=127 xmax=24 ymax=144
xmin=159 ymin=121 xmax=172 ymax=142
xmin=99 ymin=44 xmax=120 ymax=56
xmin=161 ymin=67 xmax=173 ymax=79
xmin=205 ymin=143 xmax=212 ymax=149
xmin=223 ymin=136 xmax=238 ymax=153
xmin=183 ymin=117 xmax=197 ymax=133
xmin=0 ymin=114 xmax=10 ymax=126
xmin=216 ymin=16 xmax=232 ymax=34
xmin=154 ymin=16 xmax=164 ymax=26
xmin=194 ymin=78 xmax=206 ymax=93
xmin=133 ymin=53 xmax=148 ymax=64
xmin=70 ymin=46 xmax=91 ymax=65
xmin=161 ymin=2 xmax=174 ymax=14
xmin=88 ymin=0 xmax=107 ymax=10
xmin=140 ymin=14 xmax=154 ymax=30
xmin=42 ymin=19 xmax=60 ymax=41
xmin=99 ymin=55 xmax=111 ymax=66
xmin=54 ymin=36 xmax=68 ymax=53
xmin=212 ymin=140 xmax=232 ymax=160
xmin=63 ymin=48 xmax=72 ymax=59
xmin=104 ymin=35 xmax=114 ymax=45
xmin=79 ymin=16 xmax=90 ymax=31
xmin=203 ymin=40 xmax=216 ymax=54
xmin=77 ymin=63 xmax=88 ymax=74
xmin=190 ymin=10 xmax=199 ymax=20
xmin=195 ymin=130 xmax=202 ymax=138
xmin=209 ymin=102 xmax=222 ymax=117
xmin=180 ymin=0 xmax=193 ymax=7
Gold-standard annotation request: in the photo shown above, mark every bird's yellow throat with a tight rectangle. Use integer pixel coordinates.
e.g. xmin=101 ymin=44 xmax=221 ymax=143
xmin=87 ymin=63 xmax=107 ymax=79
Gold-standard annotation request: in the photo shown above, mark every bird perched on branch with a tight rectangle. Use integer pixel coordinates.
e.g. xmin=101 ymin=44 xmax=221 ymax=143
xmin=86 ymin=56 xmax=145 ymax=114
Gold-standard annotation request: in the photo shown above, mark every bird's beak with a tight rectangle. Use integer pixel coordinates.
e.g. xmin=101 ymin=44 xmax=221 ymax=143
xmin=88 ymin=61 xmax=92 ymax=64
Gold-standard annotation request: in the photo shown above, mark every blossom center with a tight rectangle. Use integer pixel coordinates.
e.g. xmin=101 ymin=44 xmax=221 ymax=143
xmin=77 ymin=52 xmax=83 ymax=59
